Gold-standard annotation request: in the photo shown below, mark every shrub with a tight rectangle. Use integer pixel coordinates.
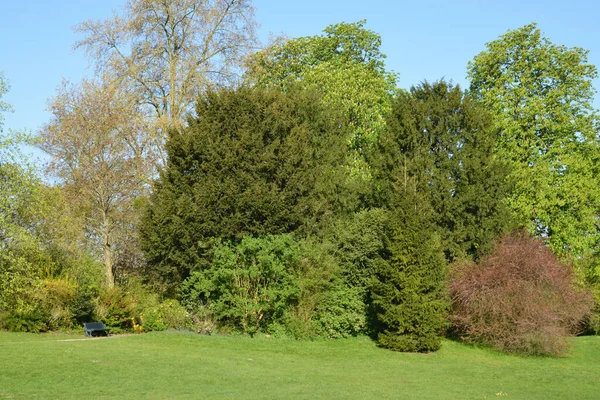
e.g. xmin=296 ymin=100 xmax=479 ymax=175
xmin=180 ymin=235 xmax=305 ymax=336
xmin=38 ymin=278 xmax=77 ymax=330
xmin=188 ymin=305 xmax=217 ymax=335
xmin=180 ymin=235 xmax=339 ymax=337
xmin=449 ymin=232 xmax=594 ymax=356
xmin=95 ymin=288 xmax=136 ymax=332
xmin=141 ymin=299 xmax=189 ymax=332
xmin=314 ymin=285 xmax=366 ymax=338
xmin=328 ymin=208 xmax=388 ymax=291
xmin=2 ymin=310 xmax=48 ymax=333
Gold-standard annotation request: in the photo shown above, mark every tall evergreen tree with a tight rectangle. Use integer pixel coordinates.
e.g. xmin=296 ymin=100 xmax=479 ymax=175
xmin=140 ymin=86 xmax=353 ymax=292
xmin=374 ymin=81 xmax=511 ymax=260
xmin=368 ymin=81 xmax=511 ymax=351
xmin=371 ymin=188 xmax=449 ymax=352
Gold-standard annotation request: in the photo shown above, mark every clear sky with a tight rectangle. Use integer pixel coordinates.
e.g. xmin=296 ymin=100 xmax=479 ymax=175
xmin=1 ymin=0 xmax=599 ymax=135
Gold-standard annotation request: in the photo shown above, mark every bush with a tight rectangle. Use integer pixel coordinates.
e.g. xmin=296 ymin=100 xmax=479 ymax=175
xmin=314 ymin=285 xmax=366 ymax=338
xmin=2 ymin=310 xmax=48 ymax=333
xmin=328 ymin=208 xmax=388 ymax=291
xmin=95 ymin=288 xmax=136 ymax=332
xmin=180 ymin=235 xmax=339 ymax=337
xmin=38 ymin=278 xmax=77 ymax=330
xmin=449 ymin=232 xmax=594 ymax=356
xmin=141 ymin=299 xmax=189 ymax=332
xmin=180 ymin=235 xmax=305 ymax=336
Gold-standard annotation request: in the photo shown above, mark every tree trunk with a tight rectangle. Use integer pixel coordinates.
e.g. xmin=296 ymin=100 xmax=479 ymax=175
xmin=103 ymin=217 xmax=115 ymax=288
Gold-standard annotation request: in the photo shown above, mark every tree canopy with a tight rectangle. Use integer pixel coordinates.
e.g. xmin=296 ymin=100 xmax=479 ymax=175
xmin=140 ymin=85 xmax=354 ymax=291
xmin=373 ymin=80 xmax=512 ymax=260
xmin=39 ymin=79 xmax=152 ymax=288
xmin=74 ymin=0 xmax=259 ymax=166
xmin=468 ymin=23 xmax=600 ymax=262
xmin=245 ymin=21 xmax=397 ymax=174
xmin=0 ymin=72 xmax=13 ymax=133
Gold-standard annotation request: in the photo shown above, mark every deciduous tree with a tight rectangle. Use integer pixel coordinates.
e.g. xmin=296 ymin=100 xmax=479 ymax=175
xmin=0 ymin=72 xmax=12 ymax=132
xmin=245 ymin=21 xmax=397 ymax=175
xmin=39 ymin=79 xmax=152 ymax=288
xmin=468 ymin=23 xmax=600 ymax=263
xmin=74 ymin=0 xmax=259 ymax=164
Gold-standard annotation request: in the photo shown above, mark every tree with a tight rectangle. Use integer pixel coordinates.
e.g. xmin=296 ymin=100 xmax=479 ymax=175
xmin=140 ymin=86 xmax=353 ymax=292
xmin=39 ymin=79 xmax=152 ymax=288
xmin=0 ymin=72 xmax=12 ymax=132
xmin=74 ymin=0 xmax=259 ymax=164
xmin=374 ymin=81 xmax=512 ymax=261
xmin=371 ymin=190 xmax=449 ymax=352
xmin=467 ymin=23 xmax=600 ymax=263
xmin=245 ymin=21 xmax=397 ymax=175
xmin=0 ymin=81 xmax=51 ymax=318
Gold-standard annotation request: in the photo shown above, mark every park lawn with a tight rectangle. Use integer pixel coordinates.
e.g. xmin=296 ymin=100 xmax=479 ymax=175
xmin=0 ymin=331 xmax=598 ymax=399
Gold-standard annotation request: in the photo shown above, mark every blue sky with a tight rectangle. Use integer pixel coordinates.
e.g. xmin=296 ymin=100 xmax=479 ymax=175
xmin=1 ymin=0 xmax=599 ymax=135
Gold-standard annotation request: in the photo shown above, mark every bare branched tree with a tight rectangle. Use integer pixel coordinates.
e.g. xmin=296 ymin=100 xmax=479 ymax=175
xmin=74 ymin=0 xmax=258 ymax=136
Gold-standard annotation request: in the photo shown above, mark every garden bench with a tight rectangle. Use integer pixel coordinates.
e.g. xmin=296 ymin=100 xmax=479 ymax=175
xmin=84 ymin=322 xmax=111 ymax=337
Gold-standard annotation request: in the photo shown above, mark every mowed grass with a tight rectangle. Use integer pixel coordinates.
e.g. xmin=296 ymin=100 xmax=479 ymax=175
xmin=1 ymin=331 xmax=599 ymax=399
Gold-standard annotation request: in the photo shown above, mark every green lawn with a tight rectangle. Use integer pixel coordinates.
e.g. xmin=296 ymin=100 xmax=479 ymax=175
xmin=0 ymin=331 xmax=598 ymax=399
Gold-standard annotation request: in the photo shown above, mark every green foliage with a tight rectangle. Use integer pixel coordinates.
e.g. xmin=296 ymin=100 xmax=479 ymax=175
xmin=142 ymin=299 xmax=189 ymax=332
xmin=317 ymin=208 xmax=389 ymax=338
xmin=2 ymin=310 xmax=48 ymax=333
xmin=468 ymin=23 xmax=600 ymax=264
xmin=62 ymin=254 xmax=104 ymax=325
xmin=373 ymin=80 xmax=512 ymax=261
xmin=181 ymin=235 xmax=312 ymax=336
xmin=0 ymin=72 xmax=13 ymax=132
xmin=0 ymin=135 xmax=51 ymax=321
xmin=314 ymin=285 xmax=366 ymax=338
xmin=371 ymin=194 xmax=450 ymax=352
xmin=246 ymin=20 xmax=397 ymax=174
xmin=95 ymin=288 xmax=136 ymax=331
xmin=328 ymin=208 xmax=388 ymax=289
xmin=37 ymin=278 xmax=77 ymax=330
xmin=141 ymin=86 xmax=352 ymax=291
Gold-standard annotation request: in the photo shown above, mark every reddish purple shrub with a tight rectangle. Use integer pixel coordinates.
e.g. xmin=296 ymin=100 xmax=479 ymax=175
xmin=449 ymin=231 xmax=593 ymax=356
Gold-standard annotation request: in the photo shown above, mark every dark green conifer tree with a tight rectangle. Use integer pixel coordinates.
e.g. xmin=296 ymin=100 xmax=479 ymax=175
xmin=140 ymin=86 xmax=353 ymax=292
xmin=369 ymin=80 xmax=511 ymax=351
xmin=371 ymin=188 xmax=449 ymax=352
xmin=374 ymin=80 xmax=512 ymax=261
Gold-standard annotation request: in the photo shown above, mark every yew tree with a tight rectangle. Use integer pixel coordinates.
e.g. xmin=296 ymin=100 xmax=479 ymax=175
xmin=140 ymin=86 xmax=353 ymax=291
xmin=374 ymin=81 xmax=512 ymax=261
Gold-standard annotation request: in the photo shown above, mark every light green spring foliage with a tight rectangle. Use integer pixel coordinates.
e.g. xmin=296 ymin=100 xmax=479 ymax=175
xmin=0 ymin=134 xmax=48 ymax=314
xmin=0 ymin=76 xmax=47 ymax=314
xmin=245 ymin=20 xmax=397 ymax=175
xmin=0 ymin=79 xmax=101 ymax=324
xmin=0 ymin=72 xmax=13 ymax=132
xmin=468 ymin=23 xmax=600 ymax=265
